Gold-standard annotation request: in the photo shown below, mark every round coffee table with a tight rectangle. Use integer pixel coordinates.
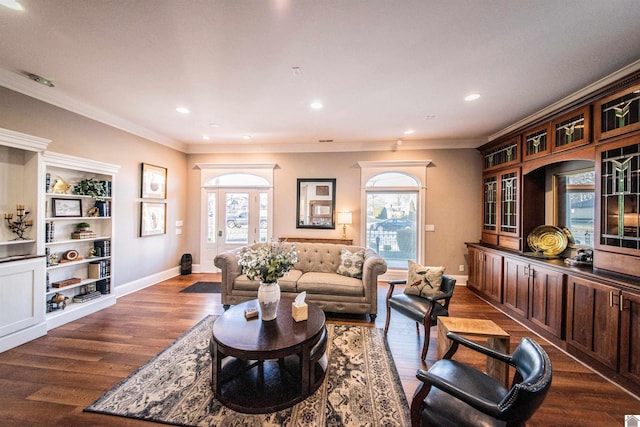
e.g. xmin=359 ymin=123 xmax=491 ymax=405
xmin=211 ymin=297 xmax=327 ymax=413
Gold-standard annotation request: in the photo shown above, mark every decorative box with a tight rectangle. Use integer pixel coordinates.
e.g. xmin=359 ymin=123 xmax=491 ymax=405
xmin=292 ymin=302 xmax=308 ymax=322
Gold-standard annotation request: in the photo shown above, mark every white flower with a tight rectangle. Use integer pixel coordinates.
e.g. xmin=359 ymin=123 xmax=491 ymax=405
xmin=238 ymin=242 xmax=298 ymax=283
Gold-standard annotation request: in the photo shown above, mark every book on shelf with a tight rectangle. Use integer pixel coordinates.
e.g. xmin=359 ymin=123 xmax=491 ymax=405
xmin=45 ymin=221 xmax=54 ymax=243
xmin=96 ymin=278 xmax=110 ymax=294
xmin=73 ymin=291 xmax=102 ymax=303
xmin=71 ymin=230 xmax=97 ymax=239
xmin=88 ymin=259 xmax=111 ymax=279
xmin=93 ymin=239 xmax=111 ymax=257
xmin=95 ymin=200 xmax=110 ymax=217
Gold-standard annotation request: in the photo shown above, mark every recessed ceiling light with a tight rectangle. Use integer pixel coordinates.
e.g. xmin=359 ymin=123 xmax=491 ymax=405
xmin=424 ymin=115 xmax=436 ymax=120
xmin=243 ymin=135 xmax=252 ymax=140
xmin=464 ymin=93 xmax=481 ymax=102
xmin=27 ymin=73 xmax=54 ymax=87
xmin=202 ymin=135 xmax=210 ymax=140
xmin=176 ymin=106 xmax=190 ymax=114
xmin=209 ymin=123 xmax=220 ymax=128
xmin=310 ymin=101 xmax=323 ymax=110
xmin=0 ymin=0 xmax=24 ymax=11
xmin=403 ymin=129 xmax=415 ymax=135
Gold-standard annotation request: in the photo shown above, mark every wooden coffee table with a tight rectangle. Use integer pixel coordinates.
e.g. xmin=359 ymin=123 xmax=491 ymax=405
xmin=437 ymin=317 xmax=511 ymax=387
xmin=211 ymin=297 xmax=327 ymax=413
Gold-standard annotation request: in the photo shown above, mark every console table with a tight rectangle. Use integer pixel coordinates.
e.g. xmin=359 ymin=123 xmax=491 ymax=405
xmin=279 ymin=236 xmax=353 ymax=245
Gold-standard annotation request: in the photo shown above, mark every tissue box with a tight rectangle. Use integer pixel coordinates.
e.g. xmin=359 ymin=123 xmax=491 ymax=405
xmin=292 ymin=302 xmax=308 ymax=322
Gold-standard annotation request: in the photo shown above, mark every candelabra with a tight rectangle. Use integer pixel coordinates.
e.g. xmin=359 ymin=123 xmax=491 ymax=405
xmin=4 ymin=205 xmax=33 ymax=240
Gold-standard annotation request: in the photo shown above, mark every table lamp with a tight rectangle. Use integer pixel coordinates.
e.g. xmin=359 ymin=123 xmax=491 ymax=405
xmin=337 ymin=212 xmax=352 ymax=239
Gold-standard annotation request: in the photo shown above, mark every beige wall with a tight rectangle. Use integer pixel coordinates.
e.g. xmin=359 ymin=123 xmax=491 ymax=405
xmin=187 ymin=148 xmax=482 ymax=274
xmin=0 ymin=87 xmax=189 ymax=286
xmin=1 ymin=86 xmax=482 ymax=287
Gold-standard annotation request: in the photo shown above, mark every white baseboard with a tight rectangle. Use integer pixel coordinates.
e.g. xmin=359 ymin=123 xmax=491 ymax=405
xmin=115 ymin=266 xmax=180 ymax=298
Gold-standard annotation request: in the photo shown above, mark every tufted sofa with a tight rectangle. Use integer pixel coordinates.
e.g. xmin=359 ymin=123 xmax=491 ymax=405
xmin=214 ymin=242 xmax=387 ymax=320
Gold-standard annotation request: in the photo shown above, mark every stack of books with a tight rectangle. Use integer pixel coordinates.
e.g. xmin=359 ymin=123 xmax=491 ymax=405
xmin=94 ymin=239 xmax=111 ymax=257
xmin=73 ymin=291 xmax=102 ymax=303
xmin=71 ymin=229 xmax=97 ymax=239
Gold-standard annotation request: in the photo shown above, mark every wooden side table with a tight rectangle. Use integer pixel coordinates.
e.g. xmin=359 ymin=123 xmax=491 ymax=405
xmin=437 ymin=317 xmax=511 ymax=387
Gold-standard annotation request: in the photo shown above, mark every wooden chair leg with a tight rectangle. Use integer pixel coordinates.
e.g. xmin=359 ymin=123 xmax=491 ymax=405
xmin=384 ymin=302 xmax=391 ymax=334
xmin=421 ymin=318 xmax=432 ymax=360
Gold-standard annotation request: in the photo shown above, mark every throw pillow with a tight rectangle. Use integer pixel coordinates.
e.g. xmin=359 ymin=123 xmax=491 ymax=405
xmin=337 ymin=249 xmax=365 ymax=279
xmin=404 ymin=260 xmax=445 ymax=298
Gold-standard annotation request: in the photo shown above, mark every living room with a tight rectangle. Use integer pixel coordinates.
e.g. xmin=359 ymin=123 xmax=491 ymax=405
xmin=1 ymin=1 xmax=640 ymax=425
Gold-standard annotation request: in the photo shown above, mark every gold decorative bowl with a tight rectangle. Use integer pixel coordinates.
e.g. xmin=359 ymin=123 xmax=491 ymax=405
xmin=527 ymin=225 xmax=568 ymax=257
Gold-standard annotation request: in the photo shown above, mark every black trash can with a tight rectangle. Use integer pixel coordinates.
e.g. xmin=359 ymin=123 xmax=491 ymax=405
xmin=180 ymin=253 xmax=192 ymax=275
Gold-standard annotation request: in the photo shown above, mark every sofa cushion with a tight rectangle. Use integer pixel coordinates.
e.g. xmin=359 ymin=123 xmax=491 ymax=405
xmin=294 ymin=244 xmax=344 ymax=274
xmin=297 ymin=272 xmax=364 ymax=296
xmin=404 ymin=260 xmax=445 ymax=298
xmin=234 ymin=269 xmax=301 ymax=293
xmin=336 ymin=248 xmax=365 ymax=279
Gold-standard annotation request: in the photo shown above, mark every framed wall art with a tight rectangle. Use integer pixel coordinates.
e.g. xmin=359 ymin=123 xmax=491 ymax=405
xmin=140 ymin=202 xmax=166 ymax=237
xmin=141 ymin=163 xmax=167 ymax=199
xmin=51 ymin=198 xmax=82 ymax=217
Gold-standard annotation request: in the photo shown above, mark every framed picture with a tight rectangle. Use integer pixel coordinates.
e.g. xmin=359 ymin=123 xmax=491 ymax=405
xmin=141 ymin=163 xmax=167 ymax=199
xmin=52 ymin=198 xmax=82 ymax=217
xmin=140 ymin=202 xmax=166 ymax=237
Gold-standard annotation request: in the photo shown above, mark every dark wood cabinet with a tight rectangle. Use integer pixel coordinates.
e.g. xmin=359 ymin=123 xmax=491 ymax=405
xmin=566 ymin=275 xmax=619 ymax=370
xmin=466 ymin=246 xmax=502 ymax=303
xmin=620 ymin=290 xmax=640 ymax=384
xmin=467 ymin=246 xmax=482 ymax=291
xmin=483 ymin=252 xmax=503 ymax=303
xmin=482 ymin=136 xmax=520 ymax=171
xmin=529 ymin=265 xmax=565 ymax=338
xmin=481 ymin=167 xmax=521 ymax=251
xmin=504 ymin=256 xmax=564 ymax=338
xmin=522 ymin=124 xmax=551 ymax=161
xmin=550 ymin=106 xmax=591 ymax=153
xmin=503 ymin=257 xmax=529 ymax=317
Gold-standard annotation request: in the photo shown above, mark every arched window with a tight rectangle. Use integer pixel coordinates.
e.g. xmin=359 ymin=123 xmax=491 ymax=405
xmin=359 ymin=161 xmax=430 ymax=270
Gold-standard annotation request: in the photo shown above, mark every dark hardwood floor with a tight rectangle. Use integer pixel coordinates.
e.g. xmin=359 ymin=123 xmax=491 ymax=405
xmin=0 ymin=273 xmax=638 ymax=426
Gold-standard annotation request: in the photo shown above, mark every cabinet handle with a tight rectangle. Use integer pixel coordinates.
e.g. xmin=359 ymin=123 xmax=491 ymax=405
xmin=620 ymin=294 xmax=624 ymax=312
xmin=609 ymin=291 xmax=613 ymax=307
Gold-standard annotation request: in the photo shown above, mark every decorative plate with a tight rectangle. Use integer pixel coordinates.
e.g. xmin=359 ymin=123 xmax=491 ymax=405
xmin=527 ymin=225 xmax=568 ymax=257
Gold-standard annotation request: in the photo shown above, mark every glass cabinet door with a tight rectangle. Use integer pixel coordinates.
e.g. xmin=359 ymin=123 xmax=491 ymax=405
xmin=483 ymin=175 xmax=497 ymax=233
xmin=500 ymin=169 xmax=520 ymax=235
xmin=600 ymin=141 xmax=640 ymax=250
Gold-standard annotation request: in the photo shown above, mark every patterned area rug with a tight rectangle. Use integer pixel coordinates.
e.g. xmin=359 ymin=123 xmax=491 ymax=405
xmin=179 ymin=281 xmax=221 ymax=293
xmin=85 ymin=315 xmax=410 ymax=426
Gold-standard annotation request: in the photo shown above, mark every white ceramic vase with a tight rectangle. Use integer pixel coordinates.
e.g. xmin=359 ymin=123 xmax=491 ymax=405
xmin=258 ymin=281 xmax=280 ymax=321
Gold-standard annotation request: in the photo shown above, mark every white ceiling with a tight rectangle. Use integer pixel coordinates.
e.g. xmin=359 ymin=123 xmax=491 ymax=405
xmin=1 ymin=0 xmax=640 ymax=154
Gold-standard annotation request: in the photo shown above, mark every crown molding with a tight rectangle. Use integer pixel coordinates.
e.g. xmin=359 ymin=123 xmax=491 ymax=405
xmin=0 ymin=68 xmax=186 ymax=153
xmin=489 ymin=59 xmax=640 ymax=142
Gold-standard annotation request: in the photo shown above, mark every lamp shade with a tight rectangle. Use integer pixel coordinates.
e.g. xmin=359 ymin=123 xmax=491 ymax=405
xmin=337 ymin=212 xmax=352 ymax=225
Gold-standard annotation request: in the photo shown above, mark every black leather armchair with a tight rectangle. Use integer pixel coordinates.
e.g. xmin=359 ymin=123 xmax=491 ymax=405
xmin=384 ymin=275 xmax=456 ymax=360
xmin=411 ymin=332 xmax=552 ymax=427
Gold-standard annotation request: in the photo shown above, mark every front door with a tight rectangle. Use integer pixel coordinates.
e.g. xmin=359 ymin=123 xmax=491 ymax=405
xmin=201 ymin=189 xmax=270 ymax=272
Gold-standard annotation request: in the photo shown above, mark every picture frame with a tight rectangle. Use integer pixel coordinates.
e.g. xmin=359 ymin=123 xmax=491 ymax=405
xmin=141 ymin=163 xmax=167 ymax=199
xmin=51 ymin=198 xmax=82 ymax=217
xmin=140 ymin=202 xmax=166 ymax=237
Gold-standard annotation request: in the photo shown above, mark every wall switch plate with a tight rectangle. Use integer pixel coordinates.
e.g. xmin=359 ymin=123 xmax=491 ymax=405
xmin=459 ymin=264 xmax=465 ymax=272
xmin=425 ymin=224 xmax=435 ymax=232
xmin=176 ymin=228 xmax=182 ymax=235
xmin=176 ymin=220 xmax=183 ymax=227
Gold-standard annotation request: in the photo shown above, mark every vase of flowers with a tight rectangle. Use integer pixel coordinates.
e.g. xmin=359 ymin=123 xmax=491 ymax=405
xmin=238 ymin=242 xmax=298 ymax=321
